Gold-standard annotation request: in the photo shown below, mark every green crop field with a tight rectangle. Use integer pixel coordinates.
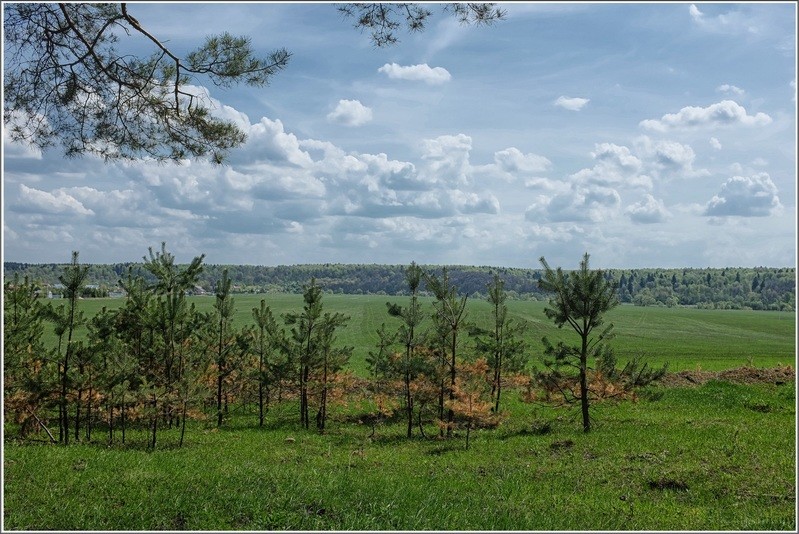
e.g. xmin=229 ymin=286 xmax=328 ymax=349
xmin=6 ymin=294 xmax=796 ymax=531
xmin=58 ymin=293 xmax=796 ymax=374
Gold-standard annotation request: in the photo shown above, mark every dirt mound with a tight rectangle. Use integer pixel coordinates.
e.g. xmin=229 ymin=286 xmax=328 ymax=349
xmin=658 ymin=365 xmax=795 ymax=388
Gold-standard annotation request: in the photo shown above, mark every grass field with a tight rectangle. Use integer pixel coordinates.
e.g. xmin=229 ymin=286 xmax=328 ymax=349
xmin=57 ymin=293 xmax=796 ymax=373
xmin=6 ymin=294 xmax=796 ymax=530
xmin=3 ymin=381 xmax=795 ymax=530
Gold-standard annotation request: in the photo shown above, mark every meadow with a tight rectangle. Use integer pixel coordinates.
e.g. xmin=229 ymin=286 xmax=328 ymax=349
xmin=4 ymin=294 xmax=797 ymax=530
xmin=49 ymin=292 xmax=797 ymax=374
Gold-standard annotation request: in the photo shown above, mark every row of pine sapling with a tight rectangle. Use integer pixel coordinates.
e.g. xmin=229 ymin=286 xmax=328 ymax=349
xmin=4 ymin=245 xmax=667 ymax=450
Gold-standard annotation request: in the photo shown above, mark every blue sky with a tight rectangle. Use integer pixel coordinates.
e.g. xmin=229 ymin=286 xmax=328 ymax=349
xmin=3 ymin=2 xmax=797 ymax=269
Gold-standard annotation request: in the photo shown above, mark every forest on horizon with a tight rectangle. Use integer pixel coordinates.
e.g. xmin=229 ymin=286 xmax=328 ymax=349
xmin=4 ymin=261 xmax=795 ymax=312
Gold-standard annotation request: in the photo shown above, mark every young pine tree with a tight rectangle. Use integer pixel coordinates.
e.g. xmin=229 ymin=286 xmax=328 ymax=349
xmin=469 ymin=273 xmax=528 ymax=413
xmin=537 ymin=253 xmax=618 ymax=433
xmin=425 ymin=268 xmax=469 ymax=437
xmin=56 ymin=251 xmax=89 ymax=445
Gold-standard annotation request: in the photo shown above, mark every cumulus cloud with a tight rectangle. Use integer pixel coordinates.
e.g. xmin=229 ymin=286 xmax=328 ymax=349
xmin=16 ymin=184 xmax=94 ymax=216
xmin=634 ymin=137 xmax=708 ymax=178
xmin=639 ymin=100 xmax=772 ymax=132
xmin=626 ymin=194 xmax=671 ymax=223
xmin=704 ymin=173 xmax=781 ymax=217
xmin=233 ymin=117 xmax=314 ymax=167
xmin=358 ymin=153 xmax=421 ymax=191
xmin=525 ymin=185 xmax=621 ymax=223
xmin=493 ymin=147 xmax=552 ymax=174
xmin=450 ymin=190 xmax=500 ymax=215
xmin=570 ymin=143 xmax=652 ymax=189
xmin=716 ymin=84 xmax=745 ymax=96
xmin=419 ymin=134 xmax=472 ymax=187
xmin=326 ymin=99 xmax=373 ymax=126
xmin=378 ymin=63 xmax=452 ymax=84
xmin=710 ymin=137 xmax=723 ymax=150
xmin=554 ymin=96 xmax=590 ymax=111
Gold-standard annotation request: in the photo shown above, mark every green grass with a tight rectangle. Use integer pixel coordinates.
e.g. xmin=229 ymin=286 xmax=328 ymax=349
xmin=4 ymin=381 xmax=795 ymax=530
xmin=60 ymin=294 xmax=796 ymax=374
xmin=15 ymin=294 xmax=794 ymax=530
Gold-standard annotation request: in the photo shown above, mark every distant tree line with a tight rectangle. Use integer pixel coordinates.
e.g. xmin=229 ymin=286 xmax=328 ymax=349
xmin=3 ymin=262 xmax=795 ymax=311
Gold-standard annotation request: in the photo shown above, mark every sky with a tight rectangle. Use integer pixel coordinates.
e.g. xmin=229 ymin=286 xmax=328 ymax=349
xmin=2 ymin=2 xmax=797 ymax=269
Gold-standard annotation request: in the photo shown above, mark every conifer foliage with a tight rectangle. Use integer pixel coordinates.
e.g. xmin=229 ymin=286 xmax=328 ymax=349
xmin=3 ymin=246 xmax=678 ymax=448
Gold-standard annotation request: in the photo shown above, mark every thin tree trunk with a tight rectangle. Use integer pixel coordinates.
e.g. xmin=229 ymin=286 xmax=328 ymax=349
xmin=179 ymin=400 xmax=187 ymax=447
xmin=26 ymin=407 xmax=56 ymax=443
xmin=216 ymin=371 xmax=224 ymax=427
xmin=86 ymin=379 xmax=93 ymax=441
xmin=417 ymin=407 xmax=427 ymax=439
xmin=317 ymin=353 xmax=328 ymax=432
xmin=494 ymin=346 xmax=502 ymax=413
xmin=258 ymin=351 xmax=264 ymax=427
xmin=447 ymin=333 xmax=456 ymax=438
xmin=150 ymin=395 xmax=158 ymax=449
xmin=301 ymin=364 xmax=310 ymax=429
xmin=75 ymin=385 xmax=82 ymax=442
xmin=580 ymin=334 xmax=590 ymax=433
xmin=108 ymin=403 xmax=114 ymax=445
xmin=60 ymin=332 xmax=74 ymax=446
xmin=121 ymin=401 xmax=126 ymax=445
xmin=405 ymin=372 xmax=413 ymax=438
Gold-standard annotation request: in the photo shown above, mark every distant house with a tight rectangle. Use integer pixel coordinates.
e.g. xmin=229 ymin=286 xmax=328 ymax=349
xmin=49 ymin=283 xmax=64 ymax=298
xmin=187 ymin=285 xmax=207 ymax=296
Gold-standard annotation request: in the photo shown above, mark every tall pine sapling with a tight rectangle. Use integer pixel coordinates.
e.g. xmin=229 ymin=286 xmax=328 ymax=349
xmin=469 ymin=273 xmax=528 ymax=413
xmin=537 ymin=253 xmax=618 ymax=433
xmin=386 ymin=261 xmax=426 ymax=438
xmin=57 ymin=251 xmax=89 ymax=445
xmin=425 ymin=267 xmax=468 ymax=437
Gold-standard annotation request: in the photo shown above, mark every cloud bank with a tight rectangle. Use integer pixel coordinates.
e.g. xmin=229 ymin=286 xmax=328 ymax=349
xmin=640 ymin=100 xmax=772 ymax=132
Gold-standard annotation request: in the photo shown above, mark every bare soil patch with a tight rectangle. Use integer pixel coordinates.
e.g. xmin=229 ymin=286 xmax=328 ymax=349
xmin=658 ymin=365 xmax=795 ymax=388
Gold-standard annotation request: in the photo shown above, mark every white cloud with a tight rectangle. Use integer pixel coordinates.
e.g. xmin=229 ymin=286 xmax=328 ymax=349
xmin=419 ymin=134 xmax=472 ymax=187
xmin=554 ymin=96 xmax=590 ymax=111
xmin=570 ymin=143 xmax=652 ymax=189
xmin=688 ymin=3 xmax=762 ymax=36
xmin=689 ymin=4 xmax=703 ymax=22
xmin=704 ymin=173 xmax=782 ymax=217
xmin=3 ymin=124 xmax=43 ymax=160
xmin=326 ymin=99 xmax=373 ymax=126
xmin=710 ymin=137 xmax=722 ymax=150
xmin=626 ymin=194 xmax=671 ymax=223
xmin=716 ymin=84 xmax=745 ymax=96
xmin=526 ymin=185 xmax=621 ymax=223
xmin=233 ymin=117 xmax=314 ymax=167
xmin=450 ymin=190 xmax=500 ymax=215
xmin=493 ymin=147 xmax=552 ymax=174
xmin=640 ymin=100 xmax=772 ymax=132
xmin=377 ymin=63 xmax=452 ymax=85
xmin=358 ymin=153 xmax=421 ymax=191
xmin=16 ymin=184 xmax=94 ymax=216
xmin=635 ymin=137 xmax=707 ymax=178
